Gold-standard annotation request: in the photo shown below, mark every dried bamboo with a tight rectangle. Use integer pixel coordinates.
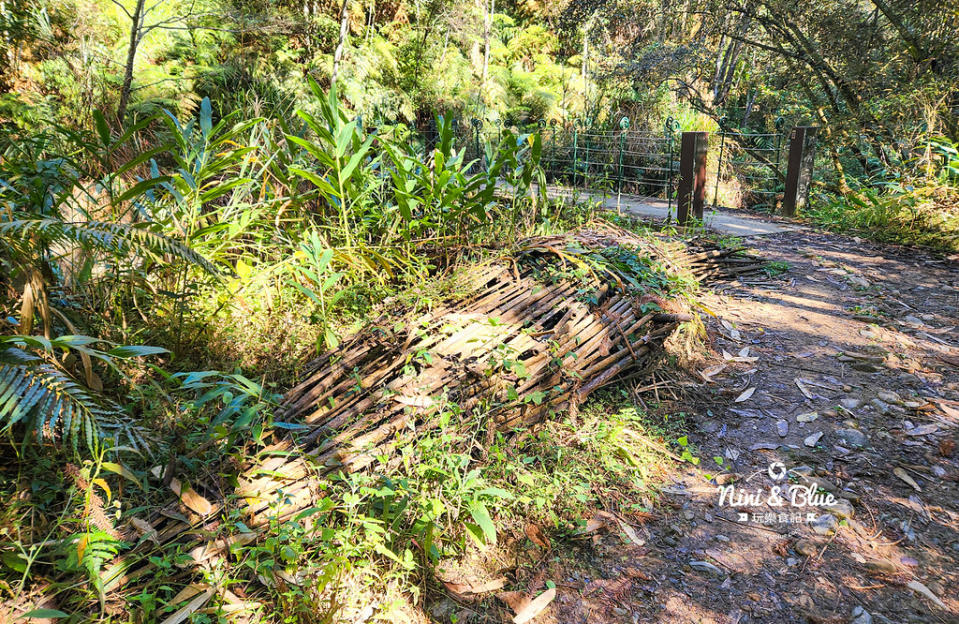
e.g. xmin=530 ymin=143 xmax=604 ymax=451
xmin=99 ymin=221 xmax=766 ymax=596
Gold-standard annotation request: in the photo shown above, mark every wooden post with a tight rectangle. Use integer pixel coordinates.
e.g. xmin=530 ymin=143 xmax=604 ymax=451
xmin=782 ymin=126 xmax=818 ymax=216
xmin=677 ymin=131 xmax=708 ymax=225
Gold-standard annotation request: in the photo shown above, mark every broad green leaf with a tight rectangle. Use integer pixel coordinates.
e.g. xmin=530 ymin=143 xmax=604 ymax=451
xmin=469 ymin=502 xmax=496 ymax=545
xmin=101 ymin=462 xmax=142 ymax=489
xmin=108 ymin=345 xmax=169 ymax=358
xmin=22 ymin=609 xmax=70 ymax=619
xmin=93 ymin=110 xmax=111 ymax=146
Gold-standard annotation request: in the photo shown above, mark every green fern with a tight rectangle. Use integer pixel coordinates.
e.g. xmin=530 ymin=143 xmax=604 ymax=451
xmin=56 ymin=530 xmax=125 ymax=608
xmin=0 ymin=337 xmax=158 ymax=454
xmin=0 ymin=217 xmax=220 ymax=276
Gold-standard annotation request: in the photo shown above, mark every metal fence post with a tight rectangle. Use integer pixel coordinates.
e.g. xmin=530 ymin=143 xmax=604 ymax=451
xmin=582 ymin=118 xmax=591 ymax=189
xmin=617 ymin=116 xmax=628 ymax=194
xmin=572 ymin=124 xmax=579 ymax=187
xmin=471 ymin=118 xmax=481 ymax=173
xmin=782 ymin=126 xmax=819 ymax=216
xmin=713 ymin=117 xmax=727 ymax=207
xmin=677 ymin=131 xmax=709 ymax=225
xmin=665 ymin=117 xmax=679 ymax=216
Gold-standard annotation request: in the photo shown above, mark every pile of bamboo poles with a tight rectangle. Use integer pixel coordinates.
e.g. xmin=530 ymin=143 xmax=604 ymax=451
xmin=100 ymin=221 xmax=765 ymax=595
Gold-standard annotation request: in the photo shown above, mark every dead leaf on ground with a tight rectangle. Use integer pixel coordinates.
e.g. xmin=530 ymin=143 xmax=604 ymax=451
xmin=624 ymin=566 xmax=651 ymax=581
xmin=444 ymin=577 xmax=507 ymax=597
xmin=907 ymin=580 xmax=946 ymax=609
xmin=151 ymin=469 xmax=213 ymax=517
xmin=394 ymin=394 xmax=434 ymax=408
xmin=171 ymin=583 xmax=209 ymax=605
xmin=700 ymin=363 xmax=727 ymax=382
xmin=734 ymin=387 xmax=756 ymax=403
xmin=497 ymin=591 xmax=530 ymax=613
xmin=723 ymin=346 xmax=759 ymax=363
xmin=893 ymin=467 xmax=922 ymax=492
xmin=443 ymin=581 xmax=472 ymax=596
xmin=905 ymin=424 xmax=938 ymax=436
xmin=935 ymin=401 xmax=959 ymax=421
xmin=795 ymin=378 xmax=814 ymax=400
xmin=512 ymin=588 xmax=556 ymax=624
xmin=525 ymin=524 xmax=551 ymax=549
xmin=581 ymin=515 xmax=606 ymax=534
xmin=159 ymin=587 xmax=215 ymax=624
xmin=585 ymin=511 xmax=645 ymax=546
xmin=940 ymin=439 xmax=955 ymax=457
xmin=938 ymin=354 xmax=959 ymax=368
xmin=130 ymin=517 xmax=159 ymax=544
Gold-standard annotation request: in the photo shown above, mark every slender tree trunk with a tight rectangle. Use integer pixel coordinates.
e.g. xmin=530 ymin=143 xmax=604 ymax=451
xmin=117 ymin=0 xmax=146 ymax=126
xmin=366 ymin=0 xmax=375 ymax=42
xmin=581 ymin=23 xmax=589 ymax=111
xmin=1 ymin=1 xmax=10 ymax=70
xmin=481 ymin=0 xmax=494 ymax=93
xmin=331 ymin=0 xmax=350 ymax=86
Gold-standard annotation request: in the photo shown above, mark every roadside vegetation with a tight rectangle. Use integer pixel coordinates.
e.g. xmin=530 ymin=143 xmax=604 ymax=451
xmin=1 ymin=0 xmax=958 ymax=621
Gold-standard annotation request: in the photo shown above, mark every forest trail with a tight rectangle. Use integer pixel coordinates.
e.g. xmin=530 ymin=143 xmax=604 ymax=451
xmin=537 ymin=224 xmax=959 ymax=623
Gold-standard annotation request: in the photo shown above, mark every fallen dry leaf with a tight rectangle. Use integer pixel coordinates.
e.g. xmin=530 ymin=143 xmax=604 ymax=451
xmin=581 ymin=515 xmax=606 ymax=534
xmin=795 ymin=378 xmax=814 ymax=400
xmin=699 ymin=363 xmax=727 ymax=383
xmin=394 ymin=394 xmax=434 ymax=408
xmin=497 ymin=591 xmax=530 ymax=613
xmin=512 ymin=588 xmax=556 ymax=624
xmin=893 ymin=467 xmax=922 ymax=492
xmin=471 ymin=578 xmax=508 ymax=593
xmin=905 ymin=424 xmax=938 ymax=436
xmin=159 ymin=586 xmax=215 ymax=624
xmin=734 ymin=387 xmax=756 ymax=403
xmin=936 ymin=402 xmax=959 ymax=420
xmin=130 ymin=517 xmax=159 ymax=544
xmin=443 ymin=581 xmax=472 ymax=596
xmin=188 ymin=532 xmax=257 ymax=565
xmin=593 ymin=511 xmax=645 ymax=546
xmin=446 ymin=577 xmax=508 ymax=595
xmin=940 ymin=439 xmax=955 ymax=457
xmin=907 ymin=580 xmax=946 ymax=609
xmin=525 ymin=524 xmax=551 ymax=549
xmin=171 ymin=583 xmax=209 ymax=605
xmin=167 ymin=477 xmax=213 ymax=516
xmin=623 ymin=566 xmax=651 ymax=581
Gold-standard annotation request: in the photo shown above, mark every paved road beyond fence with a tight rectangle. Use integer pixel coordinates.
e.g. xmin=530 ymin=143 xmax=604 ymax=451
xmin=539 ymin=185 xmax=800 ymax=237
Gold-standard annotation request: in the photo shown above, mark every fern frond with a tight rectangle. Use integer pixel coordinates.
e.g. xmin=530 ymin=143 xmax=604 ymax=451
xmin=0 ymin=218 xmax=219 ymax=276
xmin=0 ymin=360 xmax=109 ymax=452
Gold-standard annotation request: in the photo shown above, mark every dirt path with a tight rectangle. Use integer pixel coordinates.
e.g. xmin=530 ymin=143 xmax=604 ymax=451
xmin=547 ymin=228 xmax=959 ymax=623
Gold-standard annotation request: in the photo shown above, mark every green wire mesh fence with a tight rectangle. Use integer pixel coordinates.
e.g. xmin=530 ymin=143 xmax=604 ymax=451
xmin=711 ymin=118 xmax=788 ymax=211
xmin=376 ymin=113 xmax=805 ymax=215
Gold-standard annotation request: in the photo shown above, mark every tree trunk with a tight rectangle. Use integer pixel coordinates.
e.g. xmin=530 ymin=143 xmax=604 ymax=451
xmin=481 ymin=0 xmax=494 ymax=92
xmin=581 ymin=23 xmax=589 ymax=109
xmin=117 ymin=0 xmax=146 ymax=126
xmin=331 ymin=0 xmax=350 ymax=86
xmin=870 ymin=0 xmax=926 ymax=63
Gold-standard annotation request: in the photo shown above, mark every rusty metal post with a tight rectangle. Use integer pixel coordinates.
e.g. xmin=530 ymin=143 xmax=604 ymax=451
xmin=677 ymin=131 xmax=708 ymax=225
xmin=782 ymin=126 xmax=819 ymax=216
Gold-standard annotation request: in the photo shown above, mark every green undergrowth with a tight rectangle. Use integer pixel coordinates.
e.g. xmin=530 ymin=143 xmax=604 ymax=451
xmin=0 ymin=384 xmax=690 ymax=622
xmin=0 ymin=84 xmax=707 ymax=621
xmin=804 ymin=184 xmax=959 ymax=253
xmin=131 ymin=391 xmax=682 ymax=622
